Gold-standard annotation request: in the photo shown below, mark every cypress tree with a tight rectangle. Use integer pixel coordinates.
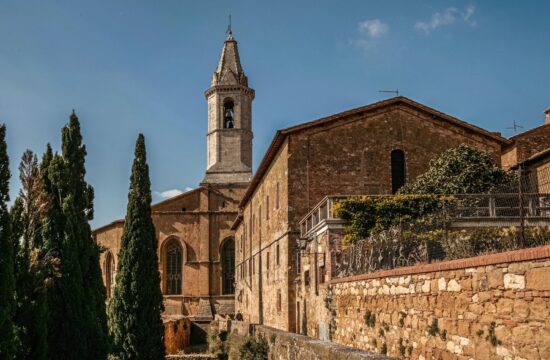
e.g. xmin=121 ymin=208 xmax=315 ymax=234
xmin=0 ymin=123 xmax=16 ymax=359
xmin=60 ymin=112 xmax=109 ymax=359
xmin=43 ymin=112 xmax=109 ymax=359
xmin=109 ymin=134 xmax=165 ymax=360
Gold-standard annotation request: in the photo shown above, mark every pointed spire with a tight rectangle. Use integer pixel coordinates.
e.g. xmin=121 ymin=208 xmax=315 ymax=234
xmin=211 ymin=25 xmax=248 ymax=87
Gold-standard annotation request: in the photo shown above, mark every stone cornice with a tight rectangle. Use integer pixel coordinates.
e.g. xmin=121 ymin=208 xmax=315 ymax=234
xmin=204 ymin=84 xmax=255 ymax=99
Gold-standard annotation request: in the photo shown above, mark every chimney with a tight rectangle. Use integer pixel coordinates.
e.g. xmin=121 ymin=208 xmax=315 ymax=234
xmin=546 ymin=106 xmax=550 ymax=125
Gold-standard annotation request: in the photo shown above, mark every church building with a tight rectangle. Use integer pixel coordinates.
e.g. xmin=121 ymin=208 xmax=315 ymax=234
xmin=93 ymin=30 xmax=253 ymax=322
xmin=94 ymin=29 xmax=550 ymax=344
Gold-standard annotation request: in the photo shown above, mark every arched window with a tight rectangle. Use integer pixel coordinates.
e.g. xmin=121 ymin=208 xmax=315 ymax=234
xmin=223 ymin=99 xmax=234 ymax=129
xmin=165 ymin=239 xmax=183 ymax=295
xmin=221 ymin=238 xmax=235 ymax=295
xmin=391 ymin=149 xmax=406 ymax=194
xmin=105 ymin=251 xmax=115 ymax=299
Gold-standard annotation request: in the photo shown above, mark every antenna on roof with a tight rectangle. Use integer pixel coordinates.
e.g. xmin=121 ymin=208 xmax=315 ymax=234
xmin=379 ymin=89 xmax=399 ymax=97
xmin=506 ymin=120 xmax=524 ymax=133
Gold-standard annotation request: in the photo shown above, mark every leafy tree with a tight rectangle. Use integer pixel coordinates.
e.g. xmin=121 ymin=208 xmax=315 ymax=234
xmin=11 ymin=150 xmax=49 ymax=360
xmin=0 ymin=124 xmax=16 ymax=359
xmin=108 ymin=134 xmax=165 ymax=360
xmin=400 ymin=144 xmax=515 ymax=195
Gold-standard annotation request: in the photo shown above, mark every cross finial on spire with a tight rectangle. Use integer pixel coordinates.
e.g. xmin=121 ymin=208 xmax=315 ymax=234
xmin=226 ymin=14 xmax=233 ymax=39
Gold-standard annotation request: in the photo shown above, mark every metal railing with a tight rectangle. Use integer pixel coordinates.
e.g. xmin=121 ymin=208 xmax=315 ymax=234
xmin=299 ymin=166 xmax=550 ymax=277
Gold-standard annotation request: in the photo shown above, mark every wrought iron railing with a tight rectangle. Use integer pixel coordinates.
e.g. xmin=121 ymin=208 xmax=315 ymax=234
xmin=299 ymin=165 xmax=550 ymax=277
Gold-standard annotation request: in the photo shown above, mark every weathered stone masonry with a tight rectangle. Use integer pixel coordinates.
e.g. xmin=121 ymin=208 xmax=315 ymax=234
xmin=328 ymin=245 xmax=550 ymax=360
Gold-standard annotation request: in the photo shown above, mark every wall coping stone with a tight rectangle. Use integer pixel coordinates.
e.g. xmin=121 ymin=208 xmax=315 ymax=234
xmin=331 ymin=245 xmax=550 ymax=285
xmin=255 ymin=325 xmax=395 ymax=359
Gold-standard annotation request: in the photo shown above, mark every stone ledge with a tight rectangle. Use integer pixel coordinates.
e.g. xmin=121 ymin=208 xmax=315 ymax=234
xmin=255 ymin=325 xmax=395 ymax=360
xmin=331 ymin=245 xmax=550 ymax=285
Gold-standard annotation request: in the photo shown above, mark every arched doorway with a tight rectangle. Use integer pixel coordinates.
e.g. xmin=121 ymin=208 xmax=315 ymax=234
xmin=221 ymin=238 xmax=235 ymax=295
xmin=165 ymin=239 xmax=183 ymax=295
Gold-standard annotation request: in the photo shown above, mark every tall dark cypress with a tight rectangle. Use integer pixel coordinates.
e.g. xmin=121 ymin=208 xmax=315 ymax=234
xmin=60 ymin=112 xmax=109 ymax=359
xmin=43 ymin=112 xmax=109 ymax=359
xmin=0 ymin=124 xmax=16 ymax=359
xmin=109 ymin=134 xmax=165 ymax=360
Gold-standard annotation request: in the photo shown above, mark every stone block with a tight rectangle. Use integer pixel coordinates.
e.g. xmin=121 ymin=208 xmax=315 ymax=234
xmin=496 ymin=298 xmax=514 ymax=315
xmin=487 ymin=269 xmax=503 ymax=289
xmin=503 ymin=273 xmax=525 ymax=289
xmin=447 ymin=279 xmax=461 ymax=292
xmin=526 ymin=267 xmax=550 ymax=291
xmin=529 ymin=298 xmax=549 ymax=321
xmin=438 ymin=277 xmax=447 ymax=291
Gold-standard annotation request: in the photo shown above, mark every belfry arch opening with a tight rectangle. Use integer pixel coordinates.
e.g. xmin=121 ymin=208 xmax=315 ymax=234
xmin=221 ymin=237 xmax=235 ymax=295
xmin=223 ymin=99 xmax=234 ymax=129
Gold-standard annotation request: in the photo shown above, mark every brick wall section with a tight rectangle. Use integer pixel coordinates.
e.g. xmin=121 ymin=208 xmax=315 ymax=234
xmin=329 ymin=245 xmax=550 ymax=360
xmin=502 ymin=124 xmax=550 ymax=169
xmin=234 ymin=139 xmax=293 ymax=330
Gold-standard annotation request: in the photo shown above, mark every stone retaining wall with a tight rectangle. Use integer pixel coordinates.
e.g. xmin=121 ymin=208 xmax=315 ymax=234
xmin=254 ymin=325 xmax=393 ymax=360
xmin=329 ymin=245 xmax=550 ymax=359
xmin=225 ymin=321 xmax=392 ymax=359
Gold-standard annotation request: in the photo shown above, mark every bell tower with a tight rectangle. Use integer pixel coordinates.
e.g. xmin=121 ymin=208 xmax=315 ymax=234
xmin=202 ymin=30 xmax=254 ymax=184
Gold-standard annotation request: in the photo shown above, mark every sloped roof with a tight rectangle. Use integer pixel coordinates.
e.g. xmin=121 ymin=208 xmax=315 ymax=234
xmin=238 ymin=96 xmax=509 ymax=210
xmin=92 ymin=186 xmax=202 ymax=234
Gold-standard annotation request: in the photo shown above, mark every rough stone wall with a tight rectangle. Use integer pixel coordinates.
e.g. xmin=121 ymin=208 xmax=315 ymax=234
xmin=234 ymin=139 xmax=292 ymax=330
xmin=229 ymin=324 xmax=393 ymax=359
xmin=296 ymin=229 xmax=339 ymax=339
xmin=329 ymin=246 xmax=550 ymax=360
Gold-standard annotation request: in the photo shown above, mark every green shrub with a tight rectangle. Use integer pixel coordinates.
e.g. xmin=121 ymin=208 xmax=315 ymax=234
xmin=238 ymin=335 xmax=268 ymax=360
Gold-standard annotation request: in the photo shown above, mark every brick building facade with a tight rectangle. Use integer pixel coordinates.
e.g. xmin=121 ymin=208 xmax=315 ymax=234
xmin=232 ymin=96 xmax=550 ymax=333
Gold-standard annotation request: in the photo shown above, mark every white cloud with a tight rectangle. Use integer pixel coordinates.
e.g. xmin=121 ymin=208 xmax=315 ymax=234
xmin=358 ymin=19 xmax=389 ymax=38
xmin=155 ymin=188 xmax=184 ymax=199
xmin=350 ymin=19 xmax=389 ymax=50
xmin=415 ymin=5 xmax=476 ymax=34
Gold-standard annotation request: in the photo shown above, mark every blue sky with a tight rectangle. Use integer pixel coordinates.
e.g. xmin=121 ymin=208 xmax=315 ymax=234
xmin=1 ymin=0 xmax=549 ymax=228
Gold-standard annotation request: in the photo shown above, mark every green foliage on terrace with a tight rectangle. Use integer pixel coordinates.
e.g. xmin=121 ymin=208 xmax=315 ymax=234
xmin=334 ymin=145 xmax=517 ymax=245
xmin=399 ymin=144 xmax=516 ymax=195
xmin=333 ymin=194 xmax=452 ymax=244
